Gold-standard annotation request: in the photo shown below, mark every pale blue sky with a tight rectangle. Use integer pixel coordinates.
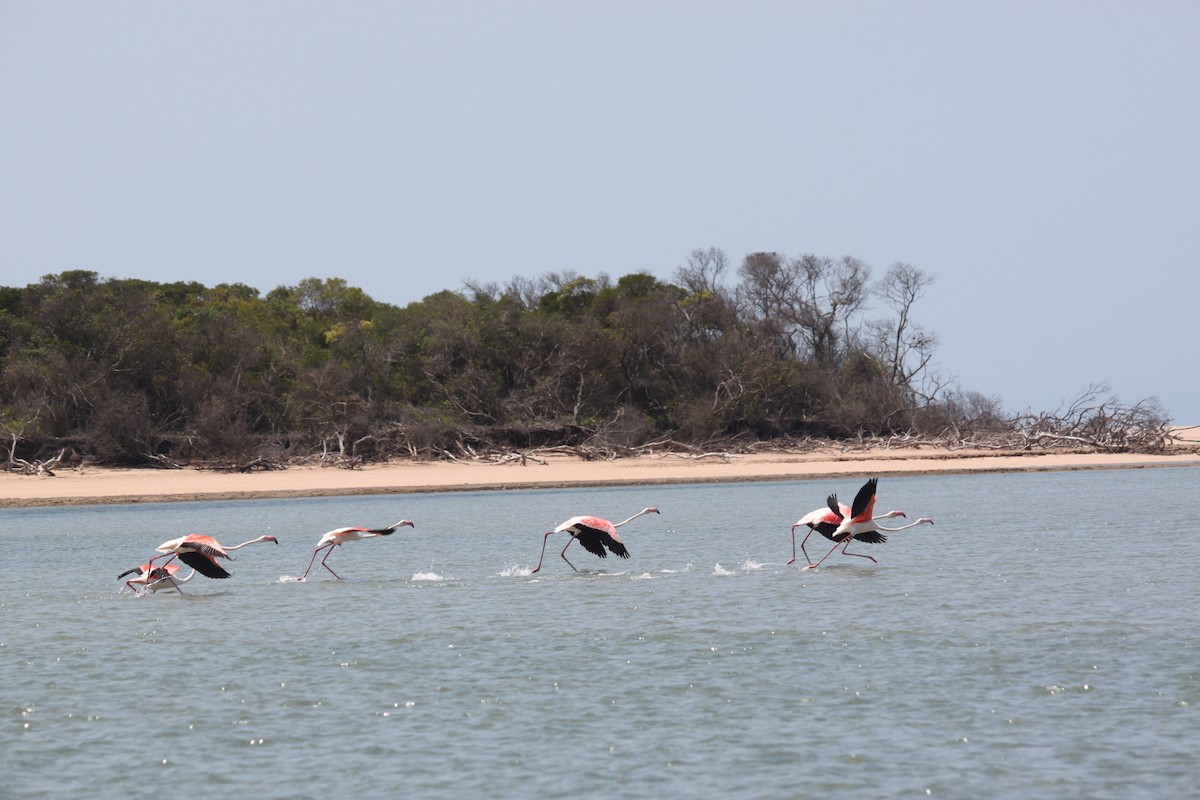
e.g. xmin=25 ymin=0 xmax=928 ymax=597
xmin=3 ymin=2 xmax=1197 ymax=422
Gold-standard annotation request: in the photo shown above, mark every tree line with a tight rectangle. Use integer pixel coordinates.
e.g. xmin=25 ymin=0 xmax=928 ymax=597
xmin=0 ymin=249 xmax=1170 ymax=470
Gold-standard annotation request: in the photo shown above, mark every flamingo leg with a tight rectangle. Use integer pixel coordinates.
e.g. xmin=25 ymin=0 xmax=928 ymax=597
xmin=301 ymin=543 xmax=333 ymax=580
xmin=147 ymin=574 xmax=186 ymax=594
xmin=805 ymin=538 xmax=845 ymax=570
xmin=146 ymin=552 xmax=178 ymax=570
xmin=531 ymin=532 xmax=558 ymax=574
xmin=320 ymin=546 xmax=344 ymax=580
xmin=788 ymin=524 xmax=800 ymax=565
xmin=791 ymin=524 xmax=820 ymax=567
xmin=559 ymin=536 xmax=579 ymax=572
xmin=838 ymin=539 xmax=878 ymax=564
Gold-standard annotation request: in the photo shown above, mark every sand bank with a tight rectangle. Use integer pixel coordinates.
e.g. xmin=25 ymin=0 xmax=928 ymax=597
xmin=2 ymin=447 xmax=1198 ymax=508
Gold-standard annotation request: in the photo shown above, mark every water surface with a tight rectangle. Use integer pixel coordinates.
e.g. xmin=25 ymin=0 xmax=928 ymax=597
xmin=3 ymin=468 xmax=1197 ymax=798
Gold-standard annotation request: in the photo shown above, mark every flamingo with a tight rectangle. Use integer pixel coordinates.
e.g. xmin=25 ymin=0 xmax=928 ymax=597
xmin=805 ymin=477 xmax=933 ymax=569
xmin=144 ymin=534 xmax=279 ymax=579
xmin=300 ymin=520 xmax=415 ymax=580
xmin=531 ymin=507 xmax=660 ymax=573
xmin=789 ymin=505 xmax=907 ymax=567
xmin=117 ymin=562 xmax=196 ymax=594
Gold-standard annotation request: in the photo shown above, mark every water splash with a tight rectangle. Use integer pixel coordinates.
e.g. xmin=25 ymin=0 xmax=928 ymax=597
xmin=411 ymin=571 xmax=448 ymax=581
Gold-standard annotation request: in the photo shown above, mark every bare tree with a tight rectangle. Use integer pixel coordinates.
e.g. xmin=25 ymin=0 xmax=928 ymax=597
xmin=867 ymin=262 xmax=938 ymax=392
xmin=736 ymin=252 xmax=871 ymax=365
xmin=674 ymin=247 xmax=730 ymax=295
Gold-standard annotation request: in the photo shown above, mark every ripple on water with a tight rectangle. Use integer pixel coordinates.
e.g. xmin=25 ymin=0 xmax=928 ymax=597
xmin=1 ymin=470 xmax=1198 ymax=798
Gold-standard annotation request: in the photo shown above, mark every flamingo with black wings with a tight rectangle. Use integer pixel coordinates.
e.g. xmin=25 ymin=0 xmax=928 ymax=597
xmin=117 ymin=562 xmax=196 ymax=594
xmin=804 ymin=478 xmax=933 ymax=569
xmin=139 ymin=534 xmax=279 ymax=580
xmin=532 ymin=507 xmax=660 ymax=573
xmin=789 ymin=502 xmax=908 ymax=567
xmin=300 ymin=520 xmax=415 ymax=581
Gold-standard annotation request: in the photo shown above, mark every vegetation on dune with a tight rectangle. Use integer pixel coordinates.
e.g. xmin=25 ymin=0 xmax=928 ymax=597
xmin=0 ymin=249 xmax=1173 ymax=473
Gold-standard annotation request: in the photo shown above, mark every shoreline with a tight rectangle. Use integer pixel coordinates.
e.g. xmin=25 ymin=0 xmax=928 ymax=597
xmin=3 ymin=447 xmax=1199 ymax=508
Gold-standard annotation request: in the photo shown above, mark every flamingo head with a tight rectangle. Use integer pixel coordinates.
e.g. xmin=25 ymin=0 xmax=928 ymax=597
xmin=644 ymin=507 xmax=660 ymax=515
xmin=883 ymin=510 xmax=906 ymax=519
xmin=397 ymin=520 xmax=416 ymax=529
xmin=263 ymin=535 xmax=280 ymax=545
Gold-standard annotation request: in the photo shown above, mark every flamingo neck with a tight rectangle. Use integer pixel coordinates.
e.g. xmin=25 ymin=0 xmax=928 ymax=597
xmin=227 ymin=536 xmax=272 ymax=551
xmin=613 ymin=509 xmax=653 ymax=528
xmin=875 ymin=519 xmax=931 ymax=532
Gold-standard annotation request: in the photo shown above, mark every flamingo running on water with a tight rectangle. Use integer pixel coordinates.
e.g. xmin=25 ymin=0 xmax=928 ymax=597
xmin=531 ymin=507 xmax=660 ymax=573
xmin=805 ymin=478 xmax=933 ymax=569
xmin=142 ymin=534 xmax=279 ymax=580
xmin=117 ymin=562 xmax=196 ymax=594
xmin=300 ymin=520 xmax=415 ymax=581
xmin=789 ymin=505 xmax=907 ymax=567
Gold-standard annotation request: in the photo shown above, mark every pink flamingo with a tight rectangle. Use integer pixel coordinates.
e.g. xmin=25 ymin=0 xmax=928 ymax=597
xmin=531 ymin=507 xmax=660 ymax=573
xmin=789 ymin=503 xmax=907 ymax=566
xmin=144 ymin=534 xmax=279 ymax=579
xmin=805 ymin=478 xmax=933 ymax=569
xmin=117 ymin=561 xmax=196 ymax=594
xmin=300 ymin=520 xmax=415 ymax=580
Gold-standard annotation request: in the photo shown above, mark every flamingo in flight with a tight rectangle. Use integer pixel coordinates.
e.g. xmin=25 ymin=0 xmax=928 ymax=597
xmin=531 ymin=507 xmax=660 ymax=573
xmin=805 ymin=478 xmax=933 ymax=569
xmin=300 ymin=520 xmax=415 ymax=581
xmin=140 ymin=534 xmax=279 ymax=580
xmin=789 ymin=505 xmax=907 ymax=567
xmin=117 ymin=562 xmax=196 ymax=594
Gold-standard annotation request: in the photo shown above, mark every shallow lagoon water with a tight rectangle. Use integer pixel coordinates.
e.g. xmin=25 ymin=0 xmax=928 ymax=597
xmin=2 ymin=468 xmax=1198 ymax=798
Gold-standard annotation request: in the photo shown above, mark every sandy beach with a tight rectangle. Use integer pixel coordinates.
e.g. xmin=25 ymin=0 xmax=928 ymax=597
xmin=3 ymin=443 xmax=1199 ymax=508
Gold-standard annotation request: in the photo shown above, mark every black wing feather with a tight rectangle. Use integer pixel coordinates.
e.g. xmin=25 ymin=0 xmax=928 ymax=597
xmin=573 ymin=527 xmax=610 ymax=558
xmin=855 ymin=532 xmax=887 ymax=545
xmin=178 ymin=551 xmax=232 ymax=578
xmin=826 ymin=494 xmax=842 ymax=518
xmin=814 ymin=521 xmax=840 ymax=541
xmin=849 ymin=478 xmax=878 ymax=519
xmin=574 ymin=525 xmax=630 ymax=559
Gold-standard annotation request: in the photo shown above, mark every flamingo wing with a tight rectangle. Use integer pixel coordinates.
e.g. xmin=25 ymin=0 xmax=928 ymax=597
xmin=178 ymin=551 xmax=232 ymax=579
xmin=813 ymin=521 xmax=842 ymax=541
xmin=848 ymin=478 xmax=878 ymax=522
xmin=320 ymin=527 xmax=367 ymax=545
xmin=825 ymin=494 xmax=842 ymax=519
xmin=566 ymin=517 xmax=630 ymax=559
xmin=181 ymin=534 xmax=232 ymax=560
xmin=118 ymin=561 xmax=156 ymax=580
xmin=798 ymin=507 xmax=842 ymax=541
xmin=854 ymin=532 xmax=888 ymax=545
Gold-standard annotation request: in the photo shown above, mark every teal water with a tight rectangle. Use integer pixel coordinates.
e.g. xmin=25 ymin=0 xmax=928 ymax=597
xmin=2 ymin=469 xmax=1198 ymax=798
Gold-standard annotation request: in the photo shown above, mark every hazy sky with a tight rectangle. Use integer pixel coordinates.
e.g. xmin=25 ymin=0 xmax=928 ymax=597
xmin=3 ymin=2 xmax=1198 ymax=422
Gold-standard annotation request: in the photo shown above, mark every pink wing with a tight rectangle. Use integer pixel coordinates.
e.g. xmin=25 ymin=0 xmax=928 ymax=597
xmin=574 ymin=516 xmax=617 ymax=536
xmin=181 ymin=534 xmax=229 ymax=558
